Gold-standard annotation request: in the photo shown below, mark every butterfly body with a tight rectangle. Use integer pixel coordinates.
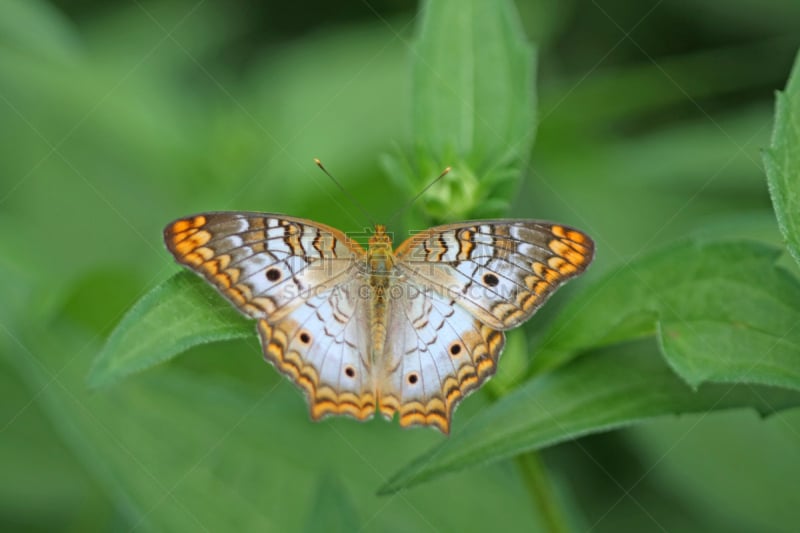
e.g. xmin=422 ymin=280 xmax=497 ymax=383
xmin=365 ymin=225 xmax=394 ymax=361
xmin=165 ymin=212 xmax=593 ymax=433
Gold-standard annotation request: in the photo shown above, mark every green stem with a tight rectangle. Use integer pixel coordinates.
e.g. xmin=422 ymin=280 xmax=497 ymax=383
xmin=514 ymin=451 xmax=571 ymax=533
xmin=483 ymin=387 xmax=572 ymax=532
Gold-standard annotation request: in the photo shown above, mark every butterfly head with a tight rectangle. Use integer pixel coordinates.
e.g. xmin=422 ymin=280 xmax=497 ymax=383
xmin=367 ymin=224 xmax=395 ymax=272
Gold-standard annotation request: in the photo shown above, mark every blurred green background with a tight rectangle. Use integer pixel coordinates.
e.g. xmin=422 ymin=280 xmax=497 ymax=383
xmin=2 ymin=0 xmax=800 ymax=531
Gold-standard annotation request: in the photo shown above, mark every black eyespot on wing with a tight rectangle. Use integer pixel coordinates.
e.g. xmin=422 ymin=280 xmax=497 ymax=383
xmin=482 ymin=273 xmax=499 ymax=287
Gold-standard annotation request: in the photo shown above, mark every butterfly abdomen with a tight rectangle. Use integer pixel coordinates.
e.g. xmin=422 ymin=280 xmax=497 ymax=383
xmin=368 ymin=274 xmax=391 ymax=360
xmin=365 ymin=225 xmax=396 ymax=360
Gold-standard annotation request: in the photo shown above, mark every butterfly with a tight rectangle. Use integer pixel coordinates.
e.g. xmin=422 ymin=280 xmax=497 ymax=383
xmin=164 ymin=212 xmax=593 ymax=433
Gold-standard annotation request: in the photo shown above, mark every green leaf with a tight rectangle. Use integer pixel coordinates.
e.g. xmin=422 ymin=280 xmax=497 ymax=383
xmin=383 ymin=0 xmax=536 ymax=221
xmin=379 ymin=345 xmax=800 ymax=494
xmin=89 ymin=272 xmax=251 ymax=388
xmin=765 ymin=50 xmax=800 ymax=267
xmin=412 ymin=0 xmax=535 ymax=163
xmin=533 ymin=241 xmax=800 ymax=391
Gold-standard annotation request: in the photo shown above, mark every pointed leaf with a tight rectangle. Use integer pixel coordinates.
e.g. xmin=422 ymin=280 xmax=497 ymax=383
xmin=413 ymin=0 xmax=535 ymax=163
xmin=89 ymin=271 xmax=251 ymax=387
xmin=533 ymin=241 xmax=800 ymax=392
xmin=765 ymin=50 xmax=800 ymax=267
xmin=380 ymin=347 xmax=800 ymax=494
xmin=384 ymin=0 xmax=536 ymax=220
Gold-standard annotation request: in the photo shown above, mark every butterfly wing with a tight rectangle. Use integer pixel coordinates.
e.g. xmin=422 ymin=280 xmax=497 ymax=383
xmin=393 ymin=220 xmax=594 ymax=330
xmin=377 ymin=284 xmax=504 ymax=434
xmin=378 ymin=220 xmax=593 ymax=433
xmin=164 ymin=212 xmax=375 ymax=421
xmin=164 ymin=212 xmax=364 ymax=319
xmin=256 ymin=278 xmax=376 ymax=421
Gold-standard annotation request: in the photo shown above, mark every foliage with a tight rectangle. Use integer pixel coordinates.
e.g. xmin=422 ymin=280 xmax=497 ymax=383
xmin=765 ymin=52 xmax=800 ymax=266
xmin=2 ymin=0 xmax=800 ymax=531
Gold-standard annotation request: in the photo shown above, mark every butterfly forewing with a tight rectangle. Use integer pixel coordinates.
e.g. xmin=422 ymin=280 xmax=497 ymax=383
xmin=393 ymin=221 xmax=594 ymax=330
xmin=164 ymin=212 xmax=365 ymax=319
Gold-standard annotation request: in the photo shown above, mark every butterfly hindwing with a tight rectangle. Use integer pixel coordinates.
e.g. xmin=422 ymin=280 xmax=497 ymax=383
xmin=394 ymin=221 xmax=594 ymax=330
xmin=256 ymin=278 xmax=376 ymax=422
xmin=377 ymin=284 xmax=504 ymax=434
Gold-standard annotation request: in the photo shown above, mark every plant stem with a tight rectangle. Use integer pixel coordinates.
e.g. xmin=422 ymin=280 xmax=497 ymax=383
xmin=484 ymin=385 xmax=572 ymax=531
xmin=515 ymin=451 xmax=572 ymax=533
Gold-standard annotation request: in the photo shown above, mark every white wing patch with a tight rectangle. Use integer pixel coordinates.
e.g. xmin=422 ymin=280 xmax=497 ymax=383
xmin=257 ymin=279 xmax=375 ymax=422
xmin=377 ymin=282 xmax=504 ymax=433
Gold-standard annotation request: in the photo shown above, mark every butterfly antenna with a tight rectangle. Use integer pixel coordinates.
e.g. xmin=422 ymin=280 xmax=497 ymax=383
xmin=387 ymin=166 xmax=451 ymax=224
xmin=314 ymin=158 xmax=377 ymax=227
